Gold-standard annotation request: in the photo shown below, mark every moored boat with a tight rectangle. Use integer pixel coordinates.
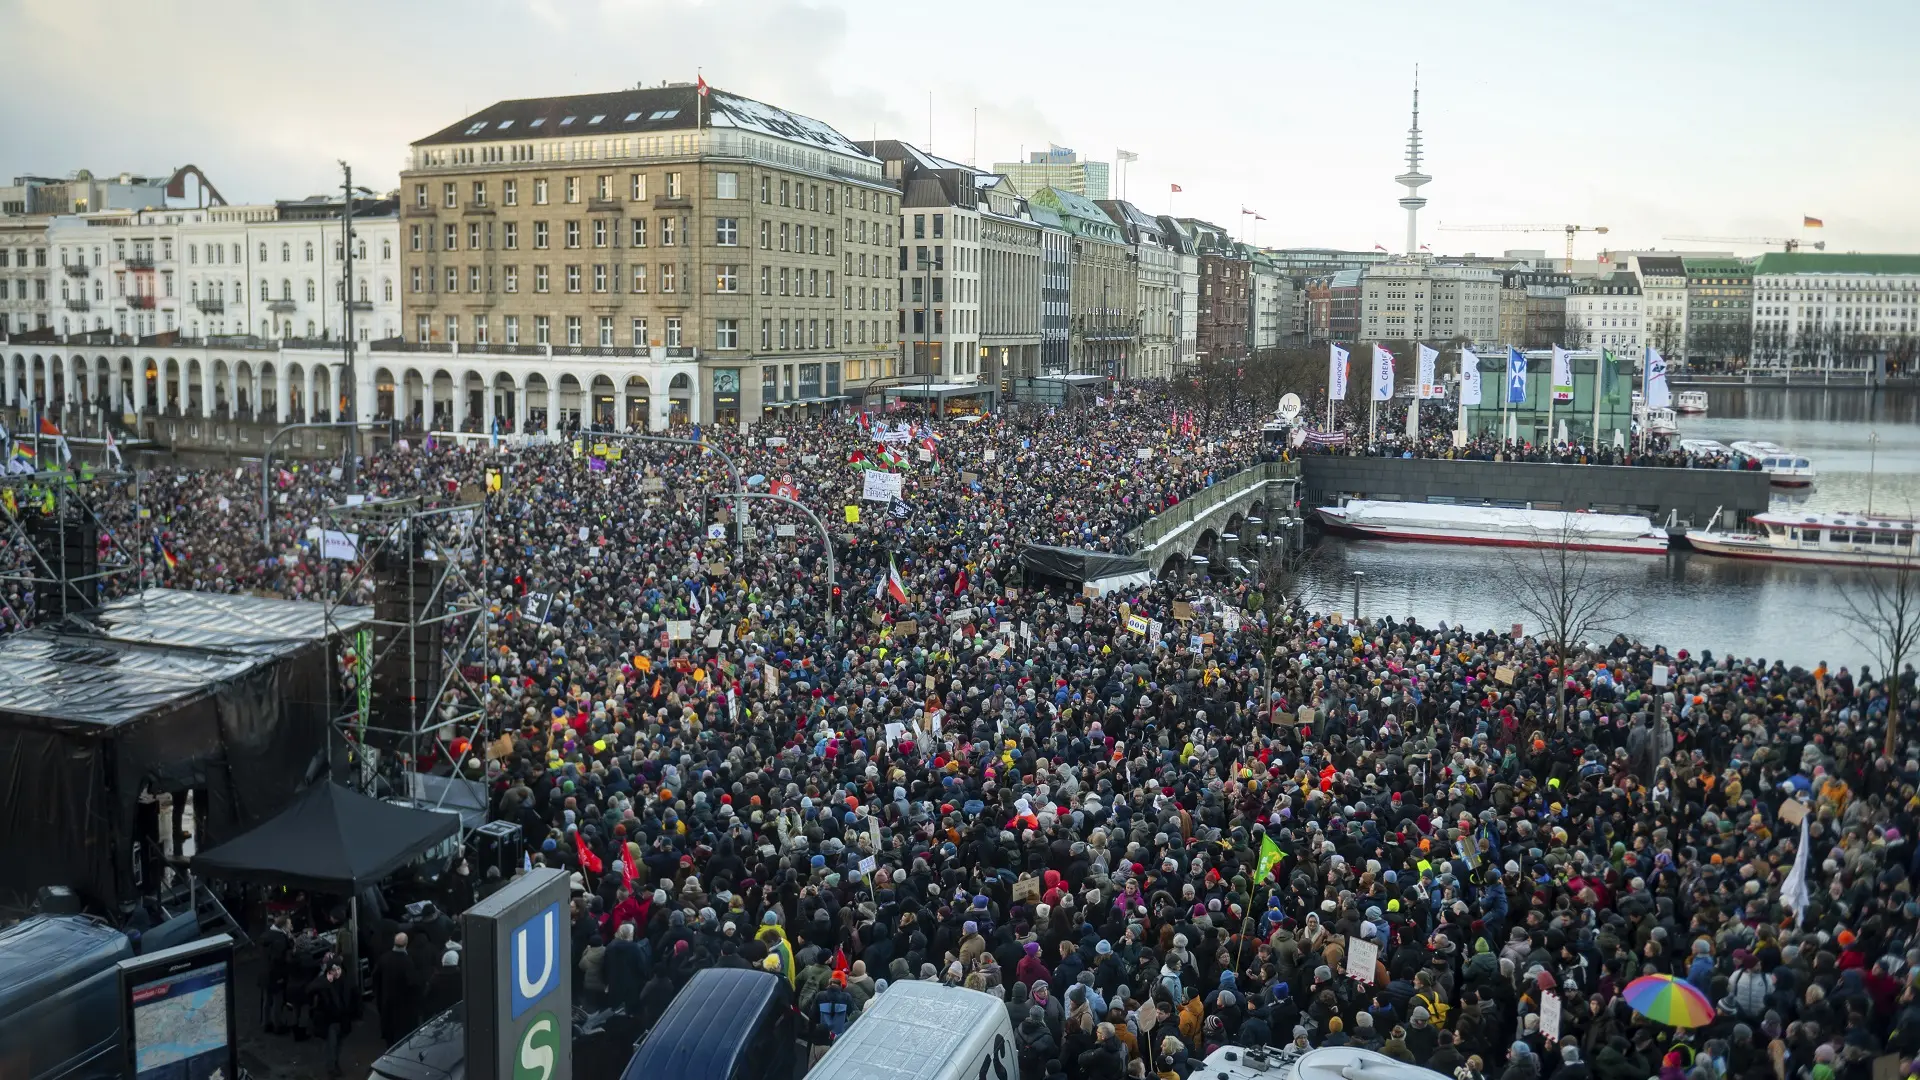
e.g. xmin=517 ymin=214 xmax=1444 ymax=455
xmin=1685 ymin=510 xmax=1918 ymax=567
xmin=1675 ymin=390 xmax=1709 ymax=415
xmin=1728 ymin=440 xmax=1815 ymax=487
xmin=1318 ymin=500 xmax=1670 ymax=554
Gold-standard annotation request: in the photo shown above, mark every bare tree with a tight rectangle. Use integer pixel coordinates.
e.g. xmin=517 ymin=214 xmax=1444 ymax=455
xmin=1511 ymin=510 xmax=1639 ymax=727
xmin=1836 ymin=547 xmax=1920 ymax=758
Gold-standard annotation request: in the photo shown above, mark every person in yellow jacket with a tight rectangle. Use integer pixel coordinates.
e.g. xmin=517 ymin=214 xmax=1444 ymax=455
xmin=757 ymin=915 xmax=796 ymax=987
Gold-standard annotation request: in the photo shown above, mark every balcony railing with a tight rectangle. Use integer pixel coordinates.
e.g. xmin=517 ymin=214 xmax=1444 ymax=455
xmin=404 ymin=204 xmax=436 ymax=218
xmin=462 ymin=201 xmax=495 ymax=216
xmin=127 ymin=294 xmax=155 ymax=310
xmin=195 ymin=298 xmax=225 ymax=314
xmin=652 ymin=194 xmax=691 ymax=210
xmin=125 ymin=256 xmax=154 ymax=270
xmin=65 ymin=298 xmax=90 ymax=312
xmin=345 ymin=299 xmax=373 ymax=311
xmin=267 ymin=299 xmax=297 ymax=312
xmin=587 ymin=198 xmax=624 ymax=213
xmin=63 ymin=262 xmax=89 ymax=277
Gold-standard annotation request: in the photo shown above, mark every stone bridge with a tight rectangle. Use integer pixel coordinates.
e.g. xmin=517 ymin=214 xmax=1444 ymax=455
xmin=1125 ymin=460 xmax=1303 ymax=577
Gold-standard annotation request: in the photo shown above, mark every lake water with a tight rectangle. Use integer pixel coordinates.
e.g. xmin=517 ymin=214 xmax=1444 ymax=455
xmin=1291 ymin=387 xmax=1920 ymax=669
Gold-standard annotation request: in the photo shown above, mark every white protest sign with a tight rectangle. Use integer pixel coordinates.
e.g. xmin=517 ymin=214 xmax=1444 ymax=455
xmin=859 ymin=854 xmax=877 ymax=875
xmin=777 ymin=523 xmax=797 ymax=538
xmin=765 ymin=435 xmax=788 ymax=447
xmin=344 ymin=493 xmax=366 ymax=506
xmin=707 ymin=523 xmax=726 ymax=540
xmin=983 ymin=449 xmax=996 ymax=462
xmin=1134 ymin=448 xmax=1153 ymax=460
xmin=579 ymin=526 xmax=591 ymax=542
xmin=916 ymin=447 xmax=932 ymax=462
xmin=668 ymin=620 xmax=693 ymax=641
xmin=217 ymin=496 xmax=230 ymax=512
xmin=320 ymin=530 xmax=361 ymax=561
xmin=1540 ymin=990 xmax=1562 ymax=1043
xmin=1345 ymin=936 xmax=1378 ymax=984
xmin=861 ymin=470 xmax=904 ymax=503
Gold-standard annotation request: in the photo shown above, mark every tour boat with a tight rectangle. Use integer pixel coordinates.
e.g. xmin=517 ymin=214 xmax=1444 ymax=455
xmin=1675 ymin=390 xmax=1709 ymax=415
xmin=1678 ymin=438 xmax=1733 ymax=459
xmin=1728 ymin=440 xmax=1816 ymax=487
xmin=1317 ymin=500 xmax=1670 ymax=554
xmin=1685 ymin=511 xmax=1918 ymax=567
xmin=1634 ymin=404 xmax=1680 ymax=437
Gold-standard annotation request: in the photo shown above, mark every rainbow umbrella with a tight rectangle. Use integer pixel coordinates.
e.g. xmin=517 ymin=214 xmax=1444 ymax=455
xmin=1622 ymin=973 xmax=1716 ymax=1028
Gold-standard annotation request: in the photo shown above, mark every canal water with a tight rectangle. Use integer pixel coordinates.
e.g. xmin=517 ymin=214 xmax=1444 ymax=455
xmin=1291 ymin=387 xmax=1920 ymax=669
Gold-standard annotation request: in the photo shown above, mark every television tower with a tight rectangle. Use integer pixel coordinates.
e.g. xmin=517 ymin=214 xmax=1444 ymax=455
xmin=1396 ymin=69 xmax=1430 ymax=256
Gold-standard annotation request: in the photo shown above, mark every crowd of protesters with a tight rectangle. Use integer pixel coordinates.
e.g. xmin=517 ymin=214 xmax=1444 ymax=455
xmin=2 ymin=383 xmax=1918 ymax=1080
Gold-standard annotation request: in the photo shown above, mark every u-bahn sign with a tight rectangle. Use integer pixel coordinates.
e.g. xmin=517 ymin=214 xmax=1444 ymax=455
xmin=465 ymin=868 xmax=571 ymax=1080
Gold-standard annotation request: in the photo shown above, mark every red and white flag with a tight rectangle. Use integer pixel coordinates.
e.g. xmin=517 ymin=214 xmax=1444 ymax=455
xmin=886 ymin=557 xmax=908 ymax=604
xmin=696 ymin=75 xmax=709 ymax=97
xmin=1170 ymin=183 xmax=1183 ymax=193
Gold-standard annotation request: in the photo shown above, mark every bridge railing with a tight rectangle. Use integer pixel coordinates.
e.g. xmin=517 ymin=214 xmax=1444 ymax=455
xmin=1126 ymin=460 xmax=1300 ymax=556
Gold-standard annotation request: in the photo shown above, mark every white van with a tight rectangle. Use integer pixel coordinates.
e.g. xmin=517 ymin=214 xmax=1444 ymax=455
xmin=806 ymin=980 xmax=1015 ymax=1080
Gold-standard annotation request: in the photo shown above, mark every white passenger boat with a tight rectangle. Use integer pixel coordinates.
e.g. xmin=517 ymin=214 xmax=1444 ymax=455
xmin=1675 ymin=390 xmax=1709 ymax=415
xmin=1728 ymin=440 xmax=1816 ymax=487
xmin=1317 ymin=500 xmax=1670 ymax=554
xmin=1634 ymin=404 xmax=1680 ymax=437
xmin=1678 ymin=438 xmax=1733 ymax=459
xmin=1686 ymin=511 xmax=1918 ymax=567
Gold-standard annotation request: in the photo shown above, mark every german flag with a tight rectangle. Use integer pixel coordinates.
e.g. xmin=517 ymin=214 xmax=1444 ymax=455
xmin=1803 ymin=216 xmax=1824 ymax=228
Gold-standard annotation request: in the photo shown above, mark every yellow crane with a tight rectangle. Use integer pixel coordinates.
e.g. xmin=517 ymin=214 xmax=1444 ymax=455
xmin=1437 ymin=223 xmax=1610 ymax=271
xmin=1661 ymin=235 xmax=1825 ymax=253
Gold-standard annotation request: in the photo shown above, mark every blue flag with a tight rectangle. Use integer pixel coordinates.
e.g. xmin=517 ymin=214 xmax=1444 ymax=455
xmin=1506 ymin=347 xmax=1529 ymax=405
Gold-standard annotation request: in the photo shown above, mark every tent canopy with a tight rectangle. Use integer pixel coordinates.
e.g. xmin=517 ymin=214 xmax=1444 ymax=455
xmin=1020 ymin=543 xmax=1149 ymax=584
xmin=192 ymin=783 xmax=459 ymax=894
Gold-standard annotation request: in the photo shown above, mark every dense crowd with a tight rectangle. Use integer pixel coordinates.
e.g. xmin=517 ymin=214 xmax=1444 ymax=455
xmin=3 ymin=385 xmax=1918 ymax=1080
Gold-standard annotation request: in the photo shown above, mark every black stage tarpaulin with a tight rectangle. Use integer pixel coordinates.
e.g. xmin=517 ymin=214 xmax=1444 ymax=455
xmin=192 ymin=783 xmax=459 ymax=894
xmin=0 ymin=589 xmax=372 ymax=912
xmin=1020 ymin=543 xmax=1150 ymax=584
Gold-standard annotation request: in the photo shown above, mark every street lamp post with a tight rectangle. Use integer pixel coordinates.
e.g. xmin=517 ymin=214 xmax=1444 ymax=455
xmin=338 ymin=162 xmax=375 ymax=491
xmin=259 ymin=420 xmax=376 ymax=547
xmin=1351 ymin=570 xmax=1364 ymax=621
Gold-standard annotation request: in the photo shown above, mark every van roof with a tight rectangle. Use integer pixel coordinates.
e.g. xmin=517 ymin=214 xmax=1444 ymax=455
xmin=622 ymin=968 xmax=786 ymax=1080
xmin=807 ymin=981 xmax=1010 ymax=1080
xmin=0 ymin=915 xmax=130 ymax=1014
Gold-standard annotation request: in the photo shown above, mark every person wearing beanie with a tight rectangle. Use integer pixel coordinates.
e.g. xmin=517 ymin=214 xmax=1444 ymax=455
xmin=1407 ymin=1006 xmax=1439 ymax=1062
xmin=1381 ymin=1025 xmax=1414 ymax=1063
xmin=1428 ymin=1030 xmax=1464 ymax=1076
xmin=1556 ymin=1045 xmax=1589 ymax=1080
xmin=1324 ymin=1015 xmax=1348 ymax=1047
xmin=1502 ymin=1041 xmax=1539 ymax=1080
xmin=1352 ymin=1010 xmax=1383 ymax=1052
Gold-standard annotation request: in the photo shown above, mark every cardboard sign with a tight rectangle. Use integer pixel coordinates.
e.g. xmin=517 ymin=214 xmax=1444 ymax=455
xmin=962 ymin=471 xmax=980 ymax=485
xmin=1329 ymin=611 xmax=1344 ymax=626
xmin=641 ymin=476 xmax=666 ymax=493
xmin=1778 ymin=798 xmax=1808 ymax=826
xmin=891 ymin=620 xmax=919 ymax=640
xmin=1173 ymin=601 xmax=1195 ymax=622
xmin=1083 ymin=584 xmax=1100 ymax=599
xmin=1013 ymin=877 xmax=1041 ymax=903
xmin=1495 ymin=666 xmax=1516 ymax=685
xmin=861 ymin=470 xmax=904 ymax=503
xmin=1346 ymin=936 xmax=1378 ymax=984
xmin=1540 ymin=990 xmax=1562 ymax=1043
xmin=1296 ymin=707 xmax=1315 ymax=726
xmin=1511 ymin=622 xmax=1524 ymax=639
xmin=667 ymin=620 xmax=693 ymax=641
xmin=487 ymin=733 xmax=516 ymax=761
xmin=1065 ymin=604 xmax=1084 ymax=622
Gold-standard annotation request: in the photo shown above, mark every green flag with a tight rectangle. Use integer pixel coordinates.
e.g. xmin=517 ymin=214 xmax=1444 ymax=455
xmin=1601 ymin=349 xmax=1620 ymax=402
xmin=1255 ymin=833 xmax=1285 ymax=882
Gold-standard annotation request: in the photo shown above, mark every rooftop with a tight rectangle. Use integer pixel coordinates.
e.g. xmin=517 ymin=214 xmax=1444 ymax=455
xmin=412 ymin=84 xmax=875 ymax=162
xmin=1752 ymin=252 xmax=1920 ymax=277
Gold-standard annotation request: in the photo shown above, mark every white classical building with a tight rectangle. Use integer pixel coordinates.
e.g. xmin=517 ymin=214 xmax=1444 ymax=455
xmin=42 ymin=198 xmax=401 ymax=344
xmin=1750 ymin=251 xmax=1920 ymax=375
xmin=1565 ymin=271 xmax=1643 ymax=353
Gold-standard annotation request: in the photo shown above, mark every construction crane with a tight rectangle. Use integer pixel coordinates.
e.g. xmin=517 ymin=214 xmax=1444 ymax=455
xmin=1662 ymin=235 xmax=1825 ymax=253
xmin=1437 ymin=223 xmax=1610 ymax=272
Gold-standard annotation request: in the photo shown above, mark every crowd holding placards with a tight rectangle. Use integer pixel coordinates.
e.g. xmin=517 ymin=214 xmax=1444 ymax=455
xmin=3 ymin=385 xmax=1918 ymax=1080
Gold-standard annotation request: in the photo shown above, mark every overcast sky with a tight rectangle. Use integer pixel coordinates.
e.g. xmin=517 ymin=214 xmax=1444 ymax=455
xmin=6 ymin=0 xmax=1915 ymax=259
